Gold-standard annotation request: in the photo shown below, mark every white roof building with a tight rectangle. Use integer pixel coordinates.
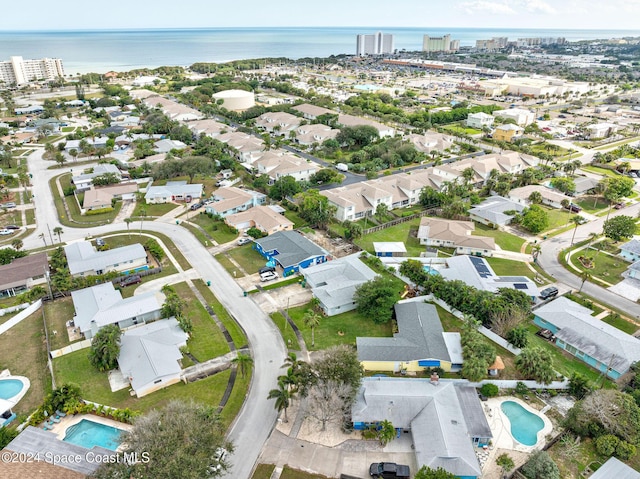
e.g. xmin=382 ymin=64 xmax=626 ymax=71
xmin=64 ymin=241 xmax=147 ymax=277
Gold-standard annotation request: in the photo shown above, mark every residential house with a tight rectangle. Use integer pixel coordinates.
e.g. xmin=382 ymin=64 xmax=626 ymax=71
xmin=71 ymin=282 xmax=164 ymax=339
xmin=132 ymin=76 xmax=166 ymax=87
xmin=373 ymin=242 xmax=407 ymax=257
xmin=301 ymin=253 xmax=377 ymax=316
xmin=352 ymin=377 xmax=490 ymax=479
xmin=586 ymin=122 xmax=619 ymax=139
xmin=294 ymin=123 xmax=338 ymax=146
xmin=468 ymin=196 xmax=525 ymax=227
xmin=71 ymin=164 xmax=122 ymax=192
xmin=255 ymin=112 xmax=301 ymax=135
xmin=0 ymin=253 xmax=49 ymax=298
xmin=440 ymin=255 xmax=539 ymax=300
xmin=534 ymin=297 xmax=640 ymax=379
xmin=222 ymin=133 xmax=265 ymax=164
xmin=620 ymin=239 xmax=640 ymax=263
xmin=253 ymin=231 xmax=329 ymax=276
xmin=142 ymin=95 xmax=203 ymax=122
xmin=225 ymin=205 xmax=294 ymax=235
xmin=144 ymin=181 xmax=203 ymax=204
xmin=118 ymin=318 xmax=188 ymax=397
xmin=573 ymin=176 xmax=600 ymax=196
xmin=625 ymin=261 xmax=640 ymax=281
xmin=188 ymin=119 xmax=228 ymax=139
xmin=493 ymin=108 xmax=535 ymax=126
xmin=0 ymin=131 xmax=37 ymax=144
xmin=337 ymin=113 xmax=395 ymax=138
xmin=64 ymin=136 xmax=109 ymax=153
xmin=254 ymin=152 xmax=319 ymax=183
xmin=405 ymin=131 xmax=455 ymax=154
xmin=153 ymin=139 xmax=186 ymax=153
xmin=466 ymin=112 xmax=495 ymax=129
xmin=357 ymin=299 xmax=463 ymax=373
xmin=292 ymin=103 xmax=334 ymax=120
xmin=64 ymin=241 xmax=148 ymax=277
xmin=590 ymin=457 xmax=640 ymax=479
xmin=492 ymin=123 xmax=524 ymax=142
xmin=205 ymin=186 xmax=266 ymax=217
xmin=81 ymin=183 xmax=138 ymax=211
xmin=508 ymin=185 xmax=571 ymax=209
xmin=417 ymin=217 xmax=495 ymax=257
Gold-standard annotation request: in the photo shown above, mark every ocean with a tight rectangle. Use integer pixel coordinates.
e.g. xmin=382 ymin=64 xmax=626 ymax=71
xmin=1 ymin=27 xmax=639 ymax=74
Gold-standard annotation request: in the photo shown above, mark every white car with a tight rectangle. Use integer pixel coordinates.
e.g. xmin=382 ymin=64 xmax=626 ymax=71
xmin=0 ymin=229 xmax=13 ymax=236
xmin=237 ymin=237 xmax=252 ymax=246
xmin=260 ymin=271 xmax=279 ymax=282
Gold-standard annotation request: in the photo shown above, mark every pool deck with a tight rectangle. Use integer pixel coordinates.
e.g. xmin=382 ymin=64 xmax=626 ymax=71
xmin=48 ymin=413 xmax=132 ymax=451
xmin=482 ymin=397 xmax=553 ymax=454
xmin=0 ymin=370 xmax=30 ymax=415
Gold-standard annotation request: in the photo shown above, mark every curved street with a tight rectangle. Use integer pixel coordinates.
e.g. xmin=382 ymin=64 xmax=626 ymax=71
xmin=24 ymin=149 xmax=286 ymax=479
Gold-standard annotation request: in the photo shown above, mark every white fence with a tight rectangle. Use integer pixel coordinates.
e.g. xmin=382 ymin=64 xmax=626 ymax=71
xmin=50 ymin=339 xmax=92 ymax=358
xmin=0 ymin=300 xmax=42 ymax=336
xmin=0 ymin=302 xmax=30 ymax=316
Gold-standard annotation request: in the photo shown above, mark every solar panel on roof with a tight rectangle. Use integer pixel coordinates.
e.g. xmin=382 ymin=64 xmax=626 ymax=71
xmin=514 ymin=283 xmax=528 ymax=290
xmin=469 ymin=256 xmax=492 ymax=278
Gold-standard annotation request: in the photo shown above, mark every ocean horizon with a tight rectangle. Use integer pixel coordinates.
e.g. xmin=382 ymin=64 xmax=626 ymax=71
xmin=1 ymin=26 xmax=639 ymax=74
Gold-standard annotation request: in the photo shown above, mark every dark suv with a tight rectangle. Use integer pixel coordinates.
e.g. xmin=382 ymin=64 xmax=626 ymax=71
xmin=119 ymin=275 xmax=142 ymax=287
xmin=539 ymin=286 xmax=559 ymax=300
xmin=259 ymin=266 xmax=276 ymax=275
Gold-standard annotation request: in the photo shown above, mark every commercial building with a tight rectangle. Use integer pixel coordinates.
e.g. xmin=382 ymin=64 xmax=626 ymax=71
xmin=475 ymin=37 xmax=509 ymax=51
xmin=466 ymin=112 xmax=495 ymax=129
xmin=0 ymin=56 xmax=65 ymax=85
xmin=356 ymin=32 xmax=394 ymax=56
xmin=422 ymin=34 xmax=459 ymax=53
xmin=493 ymin=108 xmax=535 ymax=126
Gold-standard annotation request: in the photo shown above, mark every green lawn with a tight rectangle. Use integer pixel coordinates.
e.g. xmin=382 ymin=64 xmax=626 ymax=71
xmin=569 ymin=249 xmax=628 ymax=285
xmin=355 ymin=218 xmax=423 ymax=256
xmin=280 ymin=467 xmax=331 ymax=479
xmin=0 ymin=310 xmax=51 ymax=414
xmin=600 ymin=313 xmax=639 ymax=335
xmin=227 ymin=245 xmax=269 ymax=274
xmin=270 ymin=311 xmax=301 ymax=350
xmin=133 ymin=202 xmax=179 ymax=217
xmin=442 ymin=124 xmax=482 ymax=135
xmin=486 ymin=257 xmax=535 ymax=279
xmin=190 ymin=214 xmax=238 ymax=244
xmin=53 ymin=349 xmax=230 ymax=411
xmin=214 ymin=253 xmax=245 ymax=277
xmin=219 ymin=367 xmax=251 ymax=429
xmin=544 ymin=206 xmax=575 ymax=231
xmin=473 ymin=223 xmax=526 ymax=252
xmin=581 ymin=165 xmax=620 ymax=178
xmin=192 ymin=279 xmax=248 ymax=349
xmin=530 ymin=143 xmax=570 ymax=158
xmin=283 ymin=209 xmax=308 ymax=228
xmin=44 ymin=297 xmax=80 ymax=351
xmin=251 ymin=464 xmax=276 ymax=479
xmin=180 ymin=221 xmax=212 ymax=247
xmin=172 ymin=282 xmax=230 ymax=361
xmin=575 ymin=196 xmax=609 ymax=214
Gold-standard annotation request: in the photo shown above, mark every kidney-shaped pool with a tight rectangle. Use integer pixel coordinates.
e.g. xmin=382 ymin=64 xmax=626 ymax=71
xmin=501 ymin=400 xmax=544 ymax=446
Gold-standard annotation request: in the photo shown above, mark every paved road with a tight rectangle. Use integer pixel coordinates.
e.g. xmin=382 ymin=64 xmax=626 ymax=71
xmin=24 ymin=148 xmax=287 ymax=479
xmin=538 ymin=200 xmax=640 ymax=318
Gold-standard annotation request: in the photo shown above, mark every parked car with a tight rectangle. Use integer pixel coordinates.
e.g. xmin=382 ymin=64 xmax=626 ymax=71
xmin=537 ymin=328 xmax=556 ymax=341
xmin=563 ymin=203 xmax=582 ymax=213
xmin=237 ymin=237 xmax=252 ymax=246
xmin=1 ymin=202 xmax=16 ymax=209
xmin=259 ymin=266 xmax=276 ymax=275
xmin=3 ymin=225 xmax=19 ymax=230
xmin=614 ymin=202 xmax=625 ymax=210
xmin=119 ymin=275 xmax=142 ymax=287
xmin=369 ymin=462 xmax=410 ymax=478
xmin=190 ymin=202 xmax=203 ymax=211
xmin=0 ymin=229 xmax=12 ymax=236
xmin=539 ymin=286 xmax=559 ymax=300
xmin=96 ymin=237 xmax=105 ymax=247
xmin=260 ymin=271 xmax=279 ymax=282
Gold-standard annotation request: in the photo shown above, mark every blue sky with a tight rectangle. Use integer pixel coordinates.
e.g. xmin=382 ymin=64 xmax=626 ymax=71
xmin=2 ymin=0 xmax=639 ymax=30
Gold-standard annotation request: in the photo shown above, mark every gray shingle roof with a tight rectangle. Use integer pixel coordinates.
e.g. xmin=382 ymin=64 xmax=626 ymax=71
xmin=254 ymin=231 xmax=328 ymax=268
xmin=535 ymin=296 xmax=640 ymax=374
xmin=0 ymin=252 xmax=48 ymax=291
xmin=64 ymin=241 xmax=146 ymax=276
xmin=118 ymin=318 xmax=188 ymax=393
xmin=357 ymin=300 xmax=452 ymax=362
xmin=469 ymin=196 xmax=524 ymax=225
xmin=352 ymin=378 xmax=486 ymax=478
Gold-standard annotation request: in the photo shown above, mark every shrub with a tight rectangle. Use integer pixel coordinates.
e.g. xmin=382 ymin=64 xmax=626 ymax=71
xmin=480 ymin=383 xmax=499 ymax=398
xmin=85 ymin=207 xmax=114 ymax=215
xmin=615 ymin=440 xmax=636 ymax=460
xmin=246 ymin=227 xmax=266 ymax=239
xmin=515 ymin=381 xmax=529 ymax=395
xmin=145 ymin=238 xmax=165 ymax=261
xmin=595 ymin=434 xmax=619 ymax=456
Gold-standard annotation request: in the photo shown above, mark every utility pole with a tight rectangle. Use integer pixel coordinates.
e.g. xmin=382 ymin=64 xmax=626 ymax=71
xmin=46 ymin=224 xmax=54 ymax=246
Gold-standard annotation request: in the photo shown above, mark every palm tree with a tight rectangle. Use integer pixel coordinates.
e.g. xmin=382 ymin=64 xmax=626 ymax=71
xmin=11 ymin=239 xmax=23 ymax=250
xmin=579 ymin=271 xmax=592 ymax=293
xmin=569 ymin=215 xmax=585 ymax=246
xmin=302 ymin=310 xmax=321 ymax=348
xmin=139 ymin=207 xmax=147 ymax=236
xmin=267 ymin=380 xmax=290 ymax=423
xmin=38 ymin=233 xmax=46 ymax=246
xmin=231 ymin=352 xmax=254 ymax=378
xmin=124 ymin=217 xmax=133 ymax=238
xmin=531 ymin=244 xmax=542 ymax=263
xmin=528 ymin=191 xmax=543 ymax=205
xmin=53 ymin=226 xmax=63 ymax=243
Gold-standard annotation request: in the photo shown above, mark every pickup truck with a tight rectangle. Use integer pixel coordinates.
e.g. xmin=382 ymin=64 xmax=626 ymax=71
xmin=369 ymin=462 xmax=410 ymax=478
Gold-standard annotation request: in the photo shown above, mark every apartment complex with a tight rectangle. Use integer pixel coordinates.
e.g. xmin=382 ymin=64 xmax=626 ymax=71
xmin=422 ymin=34 xmax=459 ymax=53
xmin=356 ymin=32 xmax=394 ymax=56
xmin=0 ymin=56 xmax=65 ymax=85
xmin=475 ymin=37 xmax=509 ymax=51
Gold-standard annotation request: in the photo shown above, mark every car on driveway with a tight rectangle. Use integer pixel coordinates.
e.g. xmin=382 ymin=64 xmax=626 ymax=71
xmin=119 ymin=275 xmax=141 ymax=287
xmin=1 ymin=202 xmax=16 ymax=209
xmin=3 ymin=225 xmax=19 ymax=230
xmin=0 ymin=229 xmax=13 ymax=236
xmin=260 ymin=271 xmax=279 ymax=282
xmin=238 ymin=237 xmax=252 ymax=246
xmin=369 ymin=462 xmax=410 ymax=478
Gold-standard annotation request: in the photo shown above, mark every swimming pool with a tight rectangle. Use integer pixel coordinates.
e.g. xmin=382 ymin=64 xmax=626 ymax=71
xmin=422 ymin=265 xmax=440 ymax=275
xmin=501 ymin=401 xmax=544 ymax=446
xmin=63 ymin=419 xmax=124 ymax=451
xmin=0 ymin=379 xmax=25 ymax=399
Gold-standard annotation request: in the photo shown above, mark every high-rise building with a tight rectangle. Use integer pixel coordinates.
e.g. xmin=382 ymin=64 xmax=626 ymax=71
xmin=476 ymin=37 xmax=509 ymax=51
xmin=0 ymin=56 xmax=65 ymax=86
xmin=356 ymin=32 xmax=394 ymax=56
xmin=422 ymin=34 xmax=460 ymax=53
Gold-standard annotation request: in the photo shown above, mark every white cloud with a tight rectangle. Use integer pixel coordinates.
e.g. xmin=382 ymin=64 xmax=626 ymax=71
xmin=460 ymin=0 xmax=516 ymax=15
xmin=524 ymin=0 xmax=556 ymax=14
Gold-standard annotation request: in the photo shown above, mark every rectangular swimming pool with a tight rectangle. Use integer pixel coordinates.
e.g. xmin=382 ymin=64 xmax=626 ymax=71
xmin=63 ymin=419 xmax=124 ymax=451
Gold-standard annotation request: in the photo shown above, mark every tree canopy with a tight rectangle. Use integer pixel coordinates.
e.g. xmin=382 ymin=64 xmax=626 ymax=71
xmin=296 ymin=189 xmax=336 ymax=229
xmin=88 ymin=324 xmax=121 ymax=372
xmin=520 ymin=204 xmax=549 ymax=234
xmin=521 ymin=451 xmax=560 ymax=479
xmin=514 ymin=347 xmax=556 ymax=384
xmin=603 ymin=215 xmax=636 ymax=241
xmin=354 ymin=276 xmax=399 ymax=324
